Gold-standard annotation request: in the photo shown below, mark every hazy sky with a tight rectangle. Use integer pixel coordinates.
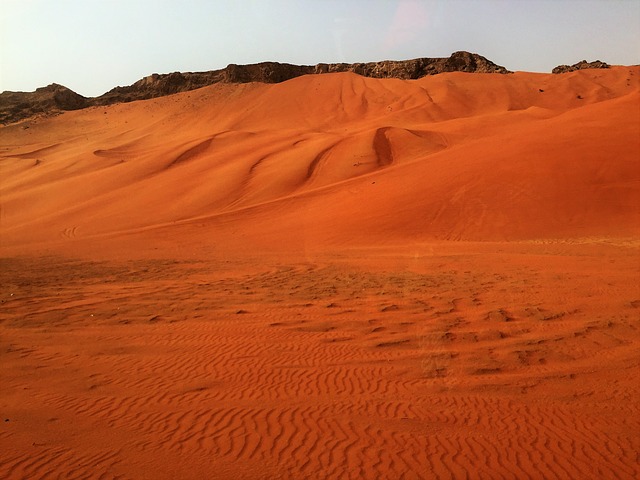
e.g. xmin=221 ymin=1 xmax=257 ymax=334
xmin=2 ymin=0 xmax=639 ymax=97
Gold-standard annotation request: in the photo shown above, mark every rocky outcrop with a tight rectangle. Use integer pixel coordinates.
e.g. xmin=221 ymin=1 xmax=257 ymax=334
xmin=0 ymin=84 xmax=88 ymax=124
xmin=315 ymin=51 xmax=509 ymax=78
xmin=94 ymin=51 xmax=509 ymax=106
xmin=552 ymin=60 xmax=610 ymax=74
xmin=2 ymin=52 xmax=509 ymax=124
xmin=93 ymin=71 xmax=219 ymax=105
xmin=226 ymin=51 xmax=510 ymax=81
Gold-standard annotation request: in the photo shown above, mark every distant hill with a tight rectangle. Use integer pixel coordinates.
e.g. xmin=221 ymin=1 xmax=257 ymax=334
xmin=1 ymin=51 xmax=508 ymax=125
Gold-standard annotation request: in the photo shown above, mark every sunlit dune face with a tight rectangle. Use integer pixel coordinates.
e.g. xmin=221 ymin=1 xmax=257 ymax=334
xmin=1 ymin=67 xmax=639 ymax=480
xmin=0 ymin=67 xmax=638 ymax=252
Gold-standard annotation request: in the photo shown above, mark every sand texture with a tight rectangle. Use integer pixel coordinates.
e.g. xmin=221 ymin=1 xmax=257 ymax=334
xmin=1 ymin=67 xmax=639 ymax=479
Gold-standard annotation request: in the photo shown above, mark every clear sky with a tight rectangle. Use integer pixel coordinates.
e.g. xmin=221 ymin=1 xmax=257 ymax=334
xmin=1 ymin=0 xmax=639 ymax=97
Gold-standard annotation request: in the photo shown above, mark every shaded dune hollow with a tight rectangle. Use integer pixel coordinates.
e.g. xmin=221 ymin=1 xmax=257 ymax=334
xmin=0 ymin=66 xmax=639 ymax=480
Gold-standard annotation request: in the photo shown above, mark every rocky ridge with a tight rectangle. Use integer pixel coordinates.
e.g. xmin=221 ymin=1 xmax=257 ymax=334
xmin=1 ymin=52 xmax=511 ymax=125
xmin=93 ymin=51 xmax=510 ymax=106
xmin=552 ymin=60 xmax=610 ymax=74
xmin=0 ymin=84 xmax=89 ymax=125
xmin=0 ymin=54 xmax=621 ymax=125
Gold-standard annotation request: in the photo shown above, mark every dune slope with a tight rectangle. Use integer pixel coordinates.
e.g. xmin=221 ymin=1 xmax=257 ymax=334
xmin=1 ymin=67 xmax=638 ymax=251
xmin=1 ymin=67 xmax=639 ymax=480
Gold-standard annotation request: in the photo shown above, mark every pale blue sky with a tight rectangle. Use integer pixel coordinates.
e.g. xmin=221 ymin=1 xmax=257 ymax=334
xmin=1 ymin=0 xmax=639 ymax=97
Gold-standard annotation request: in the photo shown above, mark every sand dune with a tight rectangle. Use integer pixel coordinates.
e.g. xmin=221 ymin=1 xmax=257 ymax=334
xmin=1 ymin=67 xmax=639 ymax=479
xmin=1 ymin=67 xmax=638 ymax=249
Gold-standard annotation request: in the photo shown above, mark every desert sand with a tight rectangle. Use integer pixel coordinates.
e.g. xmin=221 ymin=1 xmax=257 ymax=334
xmin=1 ymin=67 xmax=639 ymax=479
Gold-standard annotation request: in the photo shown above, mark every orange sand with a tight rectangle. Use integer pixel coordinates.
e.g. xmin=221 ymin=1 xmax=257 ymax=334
xmin=1 ymin=67 xmax=639 ymax=479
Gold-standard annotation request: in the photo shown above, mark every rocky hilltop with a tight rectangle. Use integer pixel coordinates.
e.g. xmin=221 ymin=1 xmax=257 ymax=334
xmin=94 ymin=51 xmax=510 ymax=105
xmin=0 ymin=84 xmax=89 ymax=125
xmin=1 ymin=53 xmax=623 ymax=125
xmin=552 ymin=60 xmax=610 ymax=74
xmin=1 ymin=52 xmax=511 ymax=125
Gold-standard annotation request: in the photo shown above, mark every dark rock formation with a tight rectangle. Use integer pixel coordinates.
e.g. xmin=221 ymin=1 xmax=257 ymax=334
xmin=0 ymin=83 xmax=88 ymax=124
xmin=94 ymin=71 xmax=219 ymax=105
xmin=315 ymin=51 xmax=509 ymax=79
xmin=223 ymin=62 xmax=314 ymax=83
xmin=1 ymin=52 xmax=509 ymax=125
xmin=552 ymin=60 xmax=610 ymax=74
xmin=93 ymin=51 xmax=508 ymax=107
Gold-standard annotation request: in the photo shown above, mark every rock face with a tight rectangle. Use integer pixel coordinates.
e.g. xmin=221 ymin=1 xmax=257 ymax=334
xmin=316 ymin=51 xmax=509 ymax=78
xmin=0 ymin=84 xmax=88 ymax=124
xmin=94 ymin=51 xmax=509 ymax=106
xmin=1 ymin=51 xmax=508 ymax=124
xmin=552 ymin=60 xmax=610 ymax=74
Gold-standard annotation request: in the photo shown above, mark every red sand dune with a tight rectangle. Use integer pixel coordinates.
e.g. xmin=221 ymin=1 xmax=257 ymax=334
xmin=1 ymin=67 xmax=639 ymax=479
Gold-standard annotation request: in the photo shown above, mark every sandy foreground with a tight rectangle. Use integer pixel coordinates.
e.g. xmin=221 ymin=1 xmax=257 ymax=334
xmin=1 ymin=67 xmax=639 ymax=479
